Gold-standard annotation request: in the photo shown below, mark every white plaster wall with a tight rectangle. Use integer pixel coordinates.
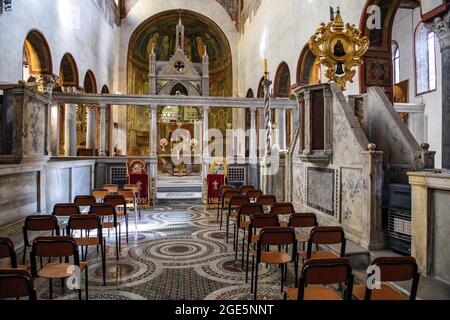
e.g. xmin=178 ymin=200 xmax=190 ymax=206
xmin=0 ymin=0 xmax=118 ymax=91
xmin=392 ymin=8 xmax=443 ymax=168
xmin=237 ymin=0 xmax=365 ymax=97
xmin=117 ymin=0 xmax=239 ymax=95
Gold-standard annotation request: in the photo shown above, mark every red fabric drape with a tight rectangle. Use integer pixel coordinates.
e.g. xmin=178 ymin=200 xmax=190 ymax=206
xmin=130 ymin=174 xmax=149 ymax=205
xmin=207 ymin=174 xmax=225 ymax=205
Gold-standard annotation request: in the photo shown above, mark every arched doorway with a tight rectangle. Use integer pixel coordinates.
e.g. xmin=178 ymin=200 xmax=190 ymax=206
xmin=296 ymin=45 xmax=322 ymax=87
xmin=274 ymin=62 xmax=291 ymax=148
xmin=127 ymin=9 xmax=233 ymax=157
xmin=359 ymin=0 xmax=402 ymax=100
xmin=22 ymin=30 xmax=52 ymax=82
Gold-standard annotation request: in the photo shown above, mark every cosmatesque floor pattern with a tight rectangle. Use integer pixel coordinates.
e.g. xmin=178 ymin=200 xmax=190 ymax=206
xmin=34 ymin=205 xmax=297 ymax=300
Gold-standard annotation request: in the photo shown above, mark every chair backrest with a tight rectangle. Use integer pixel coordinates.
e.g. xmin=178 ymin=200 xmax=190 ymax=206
xmin=31 ymin=236 xmax=78 ymax=258
xmin=239 ymin=185 xmax=255 ymax=195
xmin=104 ymin=194 xmax=126 ymax=207
xmin=92 ymin=190 xmax=109 ymax=200
xmin=0 ymin=269 xmax=36 ymax=300
xmin=219 ymin=185 xmax=235 ymax=196
xmin=229 ymin=196 xmax=250 ymax=208
xmin=256 ymin=195 xmax=277 ymax=206
xmin=89 ymin=203 xmax=117 ymax=220
xmin=67 ymin=215 xmax=102 ymax=236
xmin=52 ymin=203 xmax=80 ymax=217
xmin=270 ymin=202 xmax=295 ymax=215
xmin=367 ymin=256 xmax=420 ymax=300
xmin=307 ymin=226 xmax=346 ymax=259
xmin=250 ymin=214 xmax=279 ymax=229
xmin=103 ymin=184 xmax=119 ymax=193
xmin=245 ymin=190 xmax=263 ymax=199
xmin=0 ymin=238 xmax=17 ymax=268
xmin=119 ymin=190 xmax=135 ymax=200
xmin=238 ymin=203 xmax=264 ymax=217
xmin=299 ymin=258 xmax=353 ymax=300
xmin=222 ymin=190 xmax=240 ymax=202
xmin=74 ymin=195 xmax=97 ymax=207
xmin=259 ymin=227 xmax=296 ymax=246
xmin=288 ymin=213 xmax=318 ymax=228
xmin=124 ymin=184 xmax=139 ymax=193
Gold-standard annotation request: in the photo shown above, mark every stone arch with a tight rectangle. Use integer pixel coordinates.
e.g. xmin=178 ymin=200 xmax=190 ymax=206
xmin=296 ymin=45 xmax=322 ymax=87
xmin=23 ymin=30 xmax=52 ymax=80
xmin=59 ymin=53 xmax=79 ymax=87
xmin=101 ymin=85 xmax=110 ymax=94
xmin=83 ymin=70 xmax=97 ymax=94
xmin=257 ymin=77 xmax=265 ymax=98
xmin=273 ymin=62 xmax=291 ymax=98
xmin=246 ymin=88 xmax=254 ymax=98
xmin=359 ymin=0 xmax=402 ymax=100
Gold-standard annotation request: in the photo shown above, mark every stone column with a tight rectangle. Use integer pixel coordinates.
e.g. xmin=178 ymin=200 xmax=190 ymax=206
xmin=98 ymin=104 xmax=107 ymax=157
xmin=64 ymin=103 xmax=77 ymax=157
xmin=202 ymin=106 xmax=210 ymax=157
xmin=427 ymin=12 xmax=450 ymax=168
xmin=150 ymin=105 xmax=158 ymax=157
xmin=86 ymin=104 xmax=97 ymax=150
xmin=249 ymin=107 xmax=258 ymax=162
xmin=275 ymin=109 xmax=286 ymax=150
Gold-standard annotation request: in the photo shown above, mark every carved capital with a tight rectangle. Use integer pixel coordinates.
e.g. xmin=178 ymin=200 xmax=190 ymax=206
xmin=426 ymin=11 xmax=450 ymax=50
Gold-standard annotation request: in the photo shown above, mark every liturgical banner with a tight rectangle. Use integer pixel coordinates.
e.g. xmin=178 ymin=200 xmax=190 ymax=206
xmin=130 ymin=173 xmax=150 ymax=206
xmin=207 ymin=174 xmax=225 ymax=206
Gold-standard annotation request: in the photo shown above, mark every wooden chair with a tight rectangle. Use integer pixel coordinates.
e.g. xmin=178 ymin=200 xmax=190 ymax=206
xmin=217 ymin=186 xmax=236 ymax=222
xmin=0 ymin=238 xmax=29 ymax=270
xmin=245 ymin=190 xmax=263 ymax=202
xmin=104 ymin=195 xmax=129 ymax=243
xmin=66 ymin=215 xmax=106 ymax=286
xmin=239 ymin=185 xmax=255 ymax=195
xmin=245 ymin=214 xmax=280 ymax=284
xmin=22 ymin=215 xmax=60 ymax=264
xmin=226 ymin=195 xmax=250 ymax=246
xmin=119 ymin=190 xmax=139 ymax=223
xmin=284 ymin=258 xmax=354 ymax=300
xmin=89 ymin=203 xmax=121 ymax=261
xmin=353 ymin=256 xmax=420 ymax=300
xmin=52 ymin=203 xmax=80 ymax=235
xmin=102 ymin=184 xmax=119 ymax=194
xmin=256 ymin=195 xmax=277 ymax=212
xmin=91 ymin=190 xmax=109 ymax=202
xmin=124 ymin=184 xmax=141 ymax=219
xmin=30 ymin=236 xmax=88 ymax=300
xmin=270 ymin=203 xmax=295 ymax=215
xmin=251 ymin=227 xmax=298 ymax=300
xmin=219 ymin=190 xmax=240 ymax=230
xmin=299 ymin=226 xmax=346 ymax=262
xmin=287 ymin=213 xmax=318 ymax=250
xmin=235 ymin=204 xmax=264 ymax=264
xmin=0 ymin=269 xmax=36 ymax=300
xmin=74 ymin=195 xmax=97 ymax=207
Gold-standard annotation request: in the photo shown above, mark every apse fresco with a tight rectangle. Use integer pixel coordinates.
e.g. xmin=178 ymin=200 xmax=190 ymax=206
xmin=127 ymin=10 xmax=232 ymax=97
xmin=126 ymin=10 xmax=233 ymax=156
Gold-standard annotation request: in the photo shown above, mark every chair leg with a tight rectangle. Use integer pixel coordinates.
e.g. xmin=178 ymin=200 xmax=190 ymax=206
xmin=245 ymin=240 xmax=251 ymax=283
xmin=250 ymin=255 xmax=255 ymax=293
xmin=125 ymin=214 xmax=129 ymax=243
xmin=219 ymin=206 xmax=223 ymax=230
xmin=118 ymin=225 xmax=122 ymax=252
xmin=254 ymin=260 xmax=259 ymax=300
xmin=115 ymin=229 xmax=119 ymax=261
xmin=102 ymin=242 xmax=106 ymax=286
xmin=280 ymin=264 xmax=284 ymax=293
xmin=241 ymin=229 xmax=246 ymax=268
xmin=233 ymin=223 xmax=237 ymax=253
xmin=78 ymin=289 xmax=82 ymax=300
xmin=61 ymin=278 xmax=65 ymax=295
xmin=226 ymin=214 xmax=230 ymax=244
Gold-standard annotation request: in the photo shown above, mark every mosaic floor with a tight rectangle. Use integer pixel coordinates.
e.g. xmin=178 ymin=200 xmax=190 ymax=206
xmin=34 ymin=205 xmax=299 ymax=300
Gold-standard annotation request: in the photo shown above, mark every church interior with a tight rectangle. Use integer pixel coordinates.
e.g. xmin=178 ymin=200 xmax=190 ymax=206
xmin=0 ymin=0 xmax=450 ymax=302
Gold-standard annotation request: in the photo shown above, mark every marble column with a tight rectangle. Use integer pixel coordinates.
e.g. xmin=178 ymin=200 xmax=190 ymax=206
xmin=202 ymin=106 xmax=210 ymax=158
xmin=427 ymin=11 xmax=450 ymax=168
xmin=150 ymin=105 xmax=158 ymax=157
xmin=275 ymin=109 xmax=286 ymax=150
xmin=64 ymin=103 xmax=77 ymax=157
xmin=98 ymin=104 xmax=107 ymax=157
xmin=86 ymin=104 xmax=97 ymax=150
xmin=249 ymin=107 xmax=258 ymax=162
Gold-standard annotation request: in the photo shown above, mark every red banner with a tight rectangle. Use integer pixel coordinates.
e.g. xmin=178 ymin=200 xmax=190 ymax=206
xmin=130 ymin=174 xmax=149 ymax=206
xmin=207 ymin=174 xmax=225 ymax=205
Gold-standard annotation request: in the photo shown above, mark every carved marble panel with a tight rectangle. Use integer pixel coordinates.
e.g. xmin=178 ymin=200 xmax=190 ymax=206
xmin=341 ymin=168 xmax=366 ymax=233
xmin=306 ymin=167 xmax=335 ymax=216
